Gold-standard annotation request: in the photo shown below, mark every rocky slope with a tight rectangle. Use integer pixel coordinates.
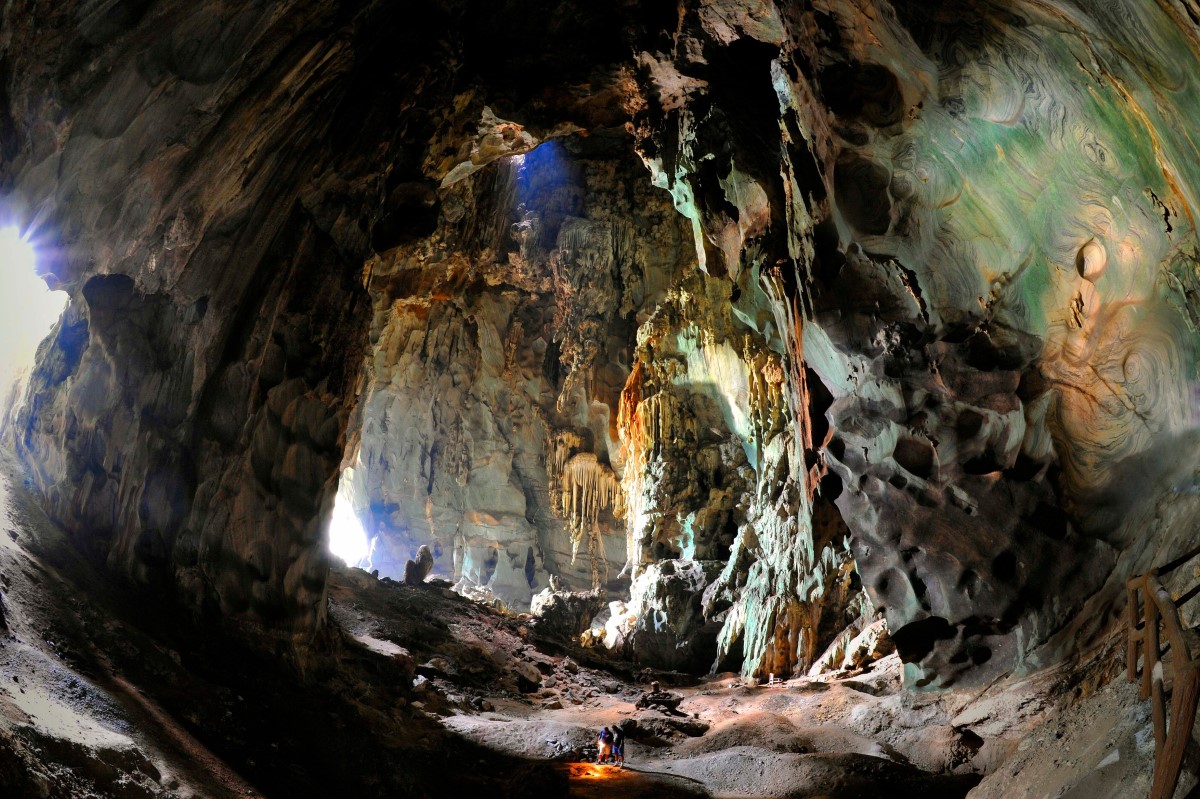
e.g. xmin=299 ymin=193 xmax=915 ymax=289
xmin=9 ymin=438 xmax=1168 ymax=799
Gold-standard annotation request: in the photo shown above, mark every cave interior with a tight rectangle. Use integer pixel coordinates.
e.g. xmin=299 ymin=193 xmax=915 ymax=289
xmin=2 ymin=0 xmax=1200 ymax=797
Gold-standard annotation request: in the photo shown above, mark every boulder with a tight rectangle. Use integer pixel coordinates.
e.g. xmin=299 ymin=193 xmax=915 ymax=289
xmin=403 ymin=545 xmax=434 ymax=585
xmin=626 ymin=560 xmax=724 ymax=674
xmin=529 ymin=587 xmax=608 ymax=641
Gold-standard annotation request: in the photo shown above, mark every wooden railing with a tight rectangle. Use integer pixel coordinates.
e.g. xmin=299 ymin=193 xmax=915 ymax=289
xmin=1127 ymin=542 xmax=1200 ymax=799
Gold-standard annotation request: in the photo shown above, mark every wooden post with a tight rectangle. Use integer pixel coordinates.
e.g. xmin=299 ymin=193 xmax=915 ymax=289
xmin=1128 ymin=579 xmax=1142 ymax=684
xmin=1151 ymin=665 xmax=1200 ymax=799
xmin=1145 ymin=594 xmax=1160 ymax=704
xmin=1124 ymin=559 xmax=1200 ymax=799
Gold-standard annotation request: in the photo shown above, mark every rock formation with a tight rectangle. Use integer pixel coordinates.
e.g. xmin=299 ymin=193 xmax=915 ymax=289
xmin=620 ymin=0 xmax=1200 ymax=686
xmin=4 ymin=0 xmax=1200 ymax=693
xmin=403 ymin=544 xmax=434 ymax=586
xmin=342 ymin=134 xmax=691 ymax=609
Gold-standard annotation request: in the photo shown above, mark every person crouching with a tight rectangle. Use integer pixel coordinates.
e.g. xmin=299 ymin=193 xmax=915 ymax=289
xmin=596 ymin=726 xmax=614 ymax=763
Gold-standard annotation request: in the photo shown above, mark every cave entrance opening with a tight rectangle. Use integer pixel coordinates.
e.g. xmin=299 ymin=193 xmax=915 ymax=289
xmin=327 ymin=469 xmax=370 ymax=567
xmin=0 ymin=225 xmax=69 ymax=419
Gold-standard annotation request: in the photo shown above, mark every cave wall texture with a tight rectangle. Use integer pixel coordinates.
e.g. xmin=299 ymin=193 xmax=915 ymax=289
xmin=343 ymin=136 xmax=694 ymax=609
xmin=4 ymin=0 xmax=1200 ymax=686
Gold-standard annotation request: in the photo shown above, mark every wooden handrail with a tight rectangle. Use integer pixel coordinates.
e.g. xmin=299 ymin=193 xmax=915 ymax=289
xmin=1155 ymin=543 xmax=1200 ymax=578
xmin=1174 ymin=581 xmax=1200 ymax=609
xmin=1127 ymin=550 xmax=1200 ymax=799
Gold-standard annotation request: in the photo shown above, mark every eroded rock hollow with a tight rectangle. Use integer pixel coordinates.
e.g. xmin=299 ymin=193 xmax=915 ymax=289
xmin=4 ymin=0 xmax=1200 ymax=703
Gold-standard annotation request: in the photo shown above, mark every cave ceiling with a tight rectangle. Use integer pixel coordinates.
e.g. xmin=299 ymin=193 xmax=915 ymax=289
xmin=3 ymin=0 xmax=1200 ymax=687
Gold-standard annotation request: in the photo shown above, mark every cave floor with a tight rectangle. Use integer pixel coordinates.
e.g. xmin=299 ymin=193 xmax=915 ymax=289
xmin=0 ymin=448 xmax=1174 ymax=798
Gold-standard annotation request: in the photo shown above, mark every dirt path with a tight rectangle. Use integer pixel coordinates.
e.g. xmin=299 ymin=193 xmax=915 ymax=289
xmin=102 ymin=673 xmax=260 ymax=799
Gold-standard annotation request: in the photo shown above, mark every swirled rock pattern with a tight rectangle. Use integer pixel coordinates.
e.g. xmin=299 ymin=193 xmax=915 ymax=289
xmin=625 ymin=0 xmax=1200 ymax=684
xmin=803 ymin=0 xmax=1200 ymax=685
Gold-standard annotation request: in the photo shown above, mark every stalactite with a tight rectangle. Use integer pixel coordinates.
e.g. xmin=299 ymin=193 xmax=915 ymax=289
xmin=760 ymin=265 xmax=822 ymax=497
xmin=557 ymin=452 xmax=624 ymax=589
xmin=702 ymin=263 xmax=855 ymax=679
xmin=543 ymin=428 xmax=625 ymax=589
xmin=545 ymin=430 xmax=583 ymax=517
xmin=629 ymin=393 xmax=686 ymax=463
xmin=617 ymin=360 xmax=648 ymax=577
xmin=743 ymin=337 xmax=788 ymax=466
xmin=617 ymin=353 xmax=701 ymax=580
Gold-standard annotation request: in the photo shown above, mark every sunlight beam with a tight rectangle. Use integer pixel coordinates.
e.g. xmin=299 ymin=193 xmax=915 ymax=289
xmin=328 ymin=475 xmax=369 ymax=566
xmin=0 ymin=226 xmax=68 ymax=408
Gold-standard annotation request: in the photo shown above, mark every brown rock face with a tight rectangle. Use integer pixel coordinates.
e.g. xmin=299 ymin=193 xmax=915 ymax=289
xmin=0 ymin=0 xmax=661 ymax=659
xmin=5 ymin=0 xmax=1200 ymax=688
xmin=1 ymin=1 xmax=457 ymax=653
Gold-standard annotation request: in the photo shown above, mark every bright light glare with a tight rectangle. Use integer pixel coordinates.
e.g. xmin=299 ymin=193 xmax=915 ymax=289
xmin=0 ymin=226 xmax=68 ymax=402
xmin=328 ymin=484 xmax=369 ymax=566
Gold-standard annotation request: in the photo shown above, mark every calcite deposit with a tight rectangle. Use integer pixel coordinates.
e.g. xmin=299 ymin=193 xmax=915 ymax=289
xmin=4 ymin=0 xmax=1200 ymax=696
xmin=342 ymin=136 xmax=691 ymax=609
